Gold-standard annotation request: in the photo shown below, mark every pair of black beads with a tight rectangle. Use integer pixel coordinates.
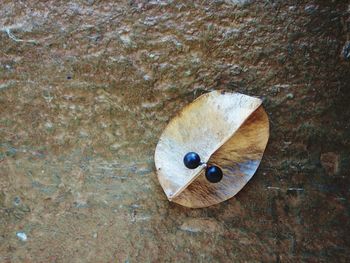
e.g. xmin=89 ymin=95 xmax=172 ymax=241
xmin=183 ymin=152 xmax=223 ymax=183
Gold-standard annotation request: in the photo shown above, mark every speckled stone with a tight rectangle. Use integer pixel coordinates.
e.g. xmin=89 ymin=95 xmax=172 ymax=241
xmin=0 ymin=0 xmax=349 ymax=262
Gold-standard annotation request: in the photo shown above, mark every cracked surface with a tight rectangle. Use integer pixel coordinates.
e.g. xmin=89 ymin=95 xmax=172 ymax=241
xmin=0 ymin=0 xmax=350 ymax=262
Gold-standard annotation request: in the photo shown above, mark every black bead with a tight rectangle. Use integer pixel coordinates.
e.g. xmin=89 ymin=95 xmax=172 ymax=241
xmin=205 ymin=166 xmax=223 ymax=183
xmin=183 ymin=152 xmax=201 ymax=169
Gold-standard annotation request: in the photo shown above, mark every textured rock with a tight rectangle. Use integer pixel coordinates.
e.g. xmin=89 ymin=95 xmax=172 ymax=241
xmin=320 ymin=152 xmax=340 ymax=175
xmin=0 ymin=0 xmax=349 ymax=262
xmin=180 ymin=218 xmax=224 ymax=234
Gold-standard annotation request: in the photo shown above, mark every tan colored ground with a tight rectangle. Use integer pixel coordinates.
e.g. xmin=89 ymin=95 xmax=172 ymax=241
xmin=0 ymin=1 xmax=349 ymax=262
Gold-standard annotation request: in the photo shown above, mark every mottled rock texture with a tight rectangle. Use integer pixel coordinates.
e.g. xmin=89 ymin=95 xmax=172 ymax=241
xmin=0 ymin=0 xmax=349 ymax=262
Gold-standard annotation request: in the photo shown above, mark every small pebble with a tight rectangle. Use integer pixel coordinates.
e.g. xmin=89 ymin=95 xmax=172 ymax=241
xmin=45 ymin=122 xmax=53 ymax=130
xmin=286 ymin=93 xmax=294 ymax=100
xmin=16 ymin=232 xmax=27 ymax=241
xmin=304 ymin=4 xmax=318 ymax=14
xmin=342 ymin=42 xmax=350 ymax=61
xmin=143 ymin=74 xmax=151 ymax=81
xmin=13 ymin=196 xmax=21 ymax=206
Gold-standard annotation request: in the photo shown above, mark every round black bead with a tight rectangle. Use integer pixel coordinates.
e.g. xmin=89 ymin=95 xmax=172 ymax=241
xmin=205 ymin=166 xmax=223 ymax=183
xmin=183 ymin=152 xmax=201 ymax=169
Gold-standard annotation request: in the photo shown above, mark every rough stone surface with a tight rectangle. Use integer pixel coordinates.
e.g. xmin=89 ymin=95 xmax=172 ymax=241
xmin=0 ymin=0 xmax=349 ymax=262
xmin=320 ymin=152 xmax=340 ymax=175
